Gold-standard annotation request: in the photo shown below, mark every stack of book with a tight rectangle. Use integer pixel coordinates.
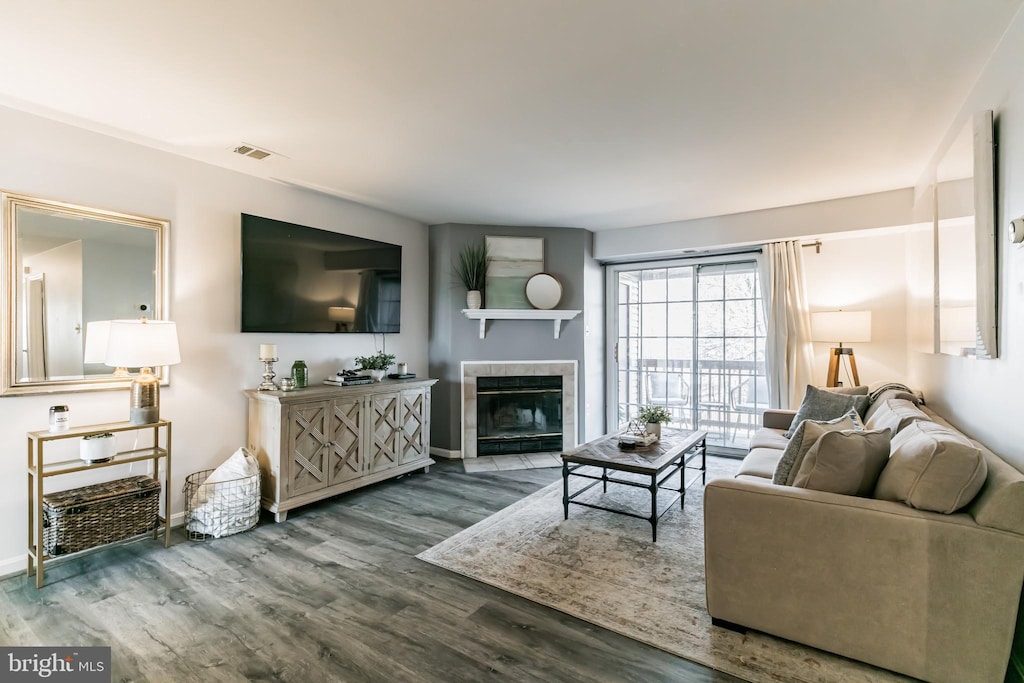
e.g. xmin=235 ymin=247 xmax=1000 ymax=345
xmin=324 ymin=373 xmax=373 ymax=387
xmin=617 ymin=432 xmax=659 ymax=448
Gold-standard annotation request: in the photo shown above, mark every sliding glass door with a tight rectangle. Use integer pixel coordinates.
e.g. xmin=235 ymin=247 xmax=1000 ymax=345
xmin=608 ymin=257 xmax=766 ymax=454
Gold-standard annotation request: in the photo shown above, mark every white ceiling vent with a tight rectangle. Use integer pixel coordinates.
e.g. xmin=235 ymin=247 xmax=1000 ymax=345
xmin=232 ymin=143 xmax=273 ymax=160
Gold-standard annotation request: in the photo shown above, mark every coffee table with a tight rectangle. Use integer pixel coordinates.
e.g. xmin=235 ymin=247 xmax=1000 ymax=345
xmin=561 ymin=428 xmax=707 ymax=542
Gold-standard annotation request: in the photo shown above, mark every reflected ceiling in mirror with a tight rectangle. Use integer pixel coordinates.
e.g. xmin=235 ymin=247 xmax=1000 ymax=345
xmin=1 ymin=191 xmax=169 ymax=395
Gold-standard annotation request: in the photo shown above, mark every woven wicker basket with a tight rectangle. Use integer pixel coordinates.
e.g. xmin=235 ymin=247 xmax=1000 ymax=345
xmin=43 ymin=475 xmax=160 ymax=557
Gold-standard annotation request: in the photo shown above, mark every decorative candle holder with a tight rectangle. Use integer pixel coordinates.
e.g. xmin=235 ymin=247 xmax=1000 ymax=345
xmin=258 ymin=357 xmax=280 ymax=391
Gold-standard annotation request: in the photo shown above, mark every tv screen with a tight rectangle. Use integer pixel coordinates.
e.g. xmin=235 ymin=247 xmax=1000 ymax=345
xmin=240 ymin=213 xmax=402 ymax=333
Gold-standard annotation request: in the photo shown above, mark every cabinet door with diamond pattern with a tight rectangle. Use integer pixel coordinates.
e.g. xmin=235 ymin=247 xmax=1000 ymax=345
xmin=399 ymin=387 xmax=429 ymax=464
xmin=286 ymin=401 xmax=330 ymax=496
xmin=367 ymin=392 xmax=401 ymax=474
xmin=327 ymin=396 xmax=364 ymax=485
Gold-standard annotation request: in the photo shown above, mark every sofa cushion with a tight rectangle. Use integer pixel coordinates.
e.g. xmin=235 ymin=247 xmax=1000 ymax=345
xmin=864 ymin=398 xmax=931 ymax=436
xmin=784 ymin=385 xmax=870 ymax=437
xmin=736 ymin=447 xmax=785 ymax=479
xmin=748 ymin=428 xmax=789 ymax=451
xmin=874 ymin=421 xmax=988 ymax=513
xmin=791 ymin=429 xmax=891 ymax=496
xmin=773 ymin=409 xmax=863 ymax=485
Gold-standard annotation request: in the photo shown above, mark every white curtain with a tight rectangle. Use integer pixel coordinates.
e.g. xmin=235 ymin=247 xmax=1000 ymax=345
xmin=757 ymin=241 xmax=815 ymax=409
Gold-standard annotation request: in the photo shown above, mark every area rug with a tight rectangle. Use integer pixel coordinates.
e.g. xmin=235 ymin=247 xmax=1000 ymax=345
xmin=417 ymin=458 xmax=909 ymax=683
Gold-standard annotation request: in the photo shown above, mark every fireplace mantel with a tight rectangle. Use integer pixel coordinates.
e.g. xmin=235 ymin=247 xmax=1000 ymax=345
xmin=461 ymin=308 xmax=581 ymax=339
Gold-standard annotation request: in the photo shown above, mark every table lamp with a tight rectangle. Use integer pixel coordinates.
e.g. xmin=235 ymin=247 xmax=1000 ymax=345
xmin=328 ymin=306 xmax=356 ymax=332
xmin=105 ymin=319 xmax=181 ymax=424
xmin=811 ymin=310 xmax=871 ymax=387
xmin=83 ymin=321 xmax=129 ymax=376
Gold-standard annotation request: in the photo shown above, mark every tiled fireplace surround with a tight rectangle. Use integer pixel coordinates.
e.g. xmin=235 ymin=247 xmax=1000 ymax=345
xmin=461 ymin=360 xmax=578 ymax=459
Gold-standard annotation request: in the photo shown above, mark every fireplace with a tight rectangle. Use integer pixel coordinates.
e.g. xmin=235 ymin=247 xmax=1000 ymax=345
xmin=461 ymin=361 xmax=577 ymax=459
xmin=476 ymin=376 xmax=563 ymax=455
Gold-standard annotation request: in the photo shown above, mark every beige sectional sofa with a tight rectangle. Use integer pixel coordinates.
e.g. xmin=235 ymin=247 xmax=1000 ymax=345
xmin=704 ymin=400 xmax=1024 ymax=683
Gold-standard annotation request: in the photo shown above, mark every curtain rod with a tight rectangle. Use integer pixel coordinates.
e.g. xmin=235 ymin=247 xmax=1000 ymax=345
xmin=801 ymin=240 xmax=822 ymax=254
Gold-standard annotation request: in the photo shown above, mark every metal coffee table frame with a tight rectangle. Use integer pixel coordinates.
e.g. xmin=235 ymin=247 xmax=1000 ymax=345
xmin=561 ymin=429 xmax=707 ymax=542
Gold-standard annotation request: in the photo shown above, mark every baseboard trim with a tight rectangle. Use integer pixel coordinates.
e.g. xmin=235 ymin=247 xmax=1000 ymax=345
xmin=430 ymin=446 xmax=463 ymax=460
xmin=0 ymin=511 xmax=187 ymax=581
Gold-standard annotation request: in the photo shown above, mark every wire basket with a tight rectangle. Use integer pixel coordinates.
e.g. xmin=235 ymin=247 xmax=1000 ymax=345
xmin=182 ymin=467 xmax=261 ymax=541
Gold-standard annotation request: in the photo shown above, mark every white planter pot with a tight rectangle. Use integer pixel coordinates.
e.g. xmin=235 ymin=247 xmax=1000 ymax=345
xmin=369 ymin=369 xmax=386 ymax=382
xmin=646 ymin=422 xmax=662 ymax=439
xmin=467 ymin=290 xmax=482 ymax=309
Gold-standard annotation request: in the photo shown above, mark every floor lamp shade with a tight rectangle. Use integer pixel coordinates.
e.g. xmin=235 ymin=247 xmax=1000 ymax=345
xmin=105 ymin=319 xmax=180 ymax=425
xmin=810 ymin=311 xmax=871 ymax=387
xmin=810 ymin=311 xmax=872 ymax=344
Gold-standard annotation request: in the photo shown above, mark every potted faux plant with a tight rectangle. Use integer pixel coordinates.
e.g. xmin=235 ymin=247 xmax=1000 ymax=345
xmin=454 ymin=242 xmax=489 ymax=309
xmin=637 ymin=405 xmax=672 ymax=439
xmin=355 ymin=350 xmax=397 ymax=382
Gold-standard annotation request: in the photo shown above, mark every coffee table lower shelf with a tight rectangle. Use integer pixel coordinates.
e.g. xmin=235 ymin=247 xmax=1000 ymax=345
xmin=561 ymin=429 xmax=707 ymax=542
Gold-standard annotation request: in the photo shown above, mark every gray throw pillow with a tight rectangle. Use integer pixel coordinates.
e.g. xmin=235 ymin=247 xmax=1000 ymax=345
xmin=783 ymin=384 xmax=871 ymax=438
xmin=792 ymin=429 xmax=891 ymax=496
xmin=773 ymin=409 xmax=863 ymax=485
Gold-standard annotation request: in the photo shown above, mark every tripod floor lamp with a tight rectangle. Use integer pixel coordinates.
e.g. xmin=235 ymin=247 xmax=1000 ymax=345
xmin=811 ymin=310 xmax=871 ymax=387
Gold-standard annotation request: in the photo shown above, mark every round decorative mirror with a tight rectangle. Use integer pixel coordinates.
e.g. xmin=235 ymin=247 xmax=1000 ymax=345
xmin=525 ymin=273 xmax=562 ymax=310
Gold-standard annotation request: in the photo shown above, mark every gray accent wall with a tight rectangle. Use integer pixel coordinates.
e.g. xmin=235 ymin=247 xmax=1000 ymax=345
xmin=428 ymin=223 xmax=605 ymax=452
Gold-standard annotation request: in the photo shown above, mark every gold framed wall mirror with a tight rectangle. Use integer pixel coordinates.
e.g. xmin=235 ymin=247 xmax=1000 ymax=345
xmin=1 ymin=191 xmax=169 ymax=396
xmin=935 ymin=110 xmax=998 ymax=359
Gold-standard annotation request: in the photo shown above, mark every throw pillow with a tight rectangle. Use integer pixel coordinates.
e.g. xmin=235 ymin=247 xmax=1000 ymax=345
xmin=864 ymin=398 xmax=931 ymax=436
xmin=864 ymin=388 xmax=923 ymax=423
xmin=773 ymin=409 xmax=864 ymax=485
xmin=874 ymin=421 xmax=988 ymax=513
xmin=783 ymin=384 xmax=871 ymax=438
xmin=791 ymin=429 xmax=891 ymax=496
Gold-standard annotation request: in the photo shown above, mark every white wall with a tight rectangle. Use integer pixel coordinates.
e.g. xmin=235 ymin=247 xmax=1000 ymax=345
xmin=802 ymin=231 xmax=909 ymax=387
xmin=594 ymin=187 xmax=914 ymax=261
xmin=0 ymin=105 xmax=428 ymax=572
xmin=909 ymin=8 xmax=1024 ymax=471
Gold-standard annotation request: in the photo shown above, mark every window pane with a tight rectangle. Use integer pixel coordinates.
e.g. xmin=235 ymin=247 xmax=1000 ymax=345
xmin=697 ymin=338 xmax=723 ymax=361
xmin=697 ymin=265 xmax=724 ymax=301
xmin=641 ymin=337 xmax=667 ymax=366
xmin=725 ymin=337 xmax=755 ymax=361
xmin=667 ymin=302 xmax=693 ymax=337
xmin=724 ymin=270 xmax=755 ymax=300
xmin=697 ymin=301 xmax=724 ymax=337
xmin=666 ymin=267 xmax=694 ymax=301
xmin=640 ymin=269 xmax=668 ymax=303
xmin=667 ymin=337 xmax=693 ymax=363
xmin=755 ymin=303 xmax=765 ymax=336
xmin=641 ymin=303 xmax=666 ymax=336
xmin=725 ymin=300 xmax=754 ymax=337
xmin=618 ymin=272 xmax=641 ymax=304
xmin=622 ymin=337 xmax=641 ymax=370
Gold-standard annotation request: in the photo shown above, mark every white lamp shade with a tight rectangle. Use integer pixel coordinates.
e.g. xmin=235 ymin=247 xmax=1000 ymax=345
xmin=105 ymin=319 xmax=181 ymax=368
xmin=811 ymin=311 xmax=872 ymax=344
xmin=83 ymin=320 xmax=111 ymax=363
xmin=328 ymin=306 xmax=356 ymax=323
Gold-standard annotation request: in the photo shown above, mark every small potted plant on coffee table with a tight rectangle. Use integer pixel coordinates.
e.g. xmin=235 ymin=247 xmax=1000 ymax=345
xmin=355 ymin=350 xmax=397 ymax=382
xmin=637 ymin=405 xmax=672 ymax=440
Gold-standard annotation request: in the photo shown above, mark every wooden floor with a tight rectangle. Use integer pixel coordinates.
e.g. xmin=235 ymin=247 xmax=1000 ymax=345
xmin=0 ymin=460 xmax=741 ymax=682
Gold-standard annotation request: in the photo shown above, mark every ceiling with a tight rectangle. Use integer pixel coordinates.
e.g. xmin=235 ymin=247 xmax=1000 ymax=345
xmin=0 ymin=1 xmax=1019 ymax=230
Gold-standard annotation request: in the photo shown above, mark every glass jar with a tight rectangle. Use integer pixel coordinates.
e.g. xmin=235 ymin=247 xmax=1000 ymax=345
xmin=49 ymin=405 xmax=70 ymax=432
xmin=291 ymin=360 xmax=308 ymax=388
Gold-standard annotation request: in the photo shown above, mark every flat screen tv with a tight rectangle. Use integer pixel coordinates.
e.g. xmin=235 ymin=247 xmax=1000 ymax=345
xmin=240 ymin=213 xmax=402 ymax=333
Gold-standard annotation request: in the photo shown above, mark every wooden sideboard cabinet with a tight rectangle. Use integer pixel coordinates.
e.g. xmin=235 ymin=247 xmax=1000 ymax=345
xmin=245 ymin=378 xmax=437 ymax=522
